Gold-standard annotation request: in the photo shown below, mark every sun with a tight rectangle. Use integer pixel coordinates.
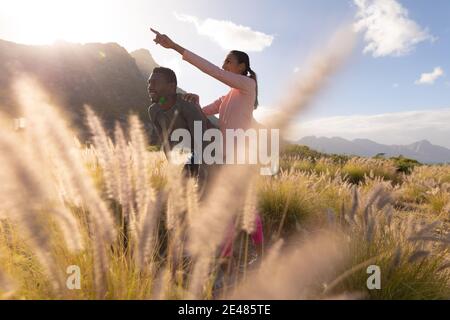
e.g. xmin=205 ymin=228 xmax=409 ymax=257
xmin=2 ymin=0 xmax=109 ymax=45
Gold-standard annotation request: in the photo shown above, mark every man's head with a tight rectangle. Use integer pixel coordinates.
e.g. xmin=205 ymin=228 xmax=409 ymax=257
xmin=148 ymin=67 xmax=177 ymax=103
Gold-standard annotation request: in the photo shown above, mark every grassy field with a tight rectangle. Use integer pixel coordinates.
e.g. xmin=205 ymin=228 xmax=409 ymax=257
xmin=1 ymin=97 xmax=449 ymax=300
xmin=1 ymin=34 xmax=449 ymax=299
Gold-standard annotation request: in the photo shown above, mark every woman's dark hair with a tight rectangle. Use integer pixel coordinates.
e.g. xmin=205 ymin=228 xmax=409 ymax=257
xmin=230 ymin=50 xmax=258 ymax=109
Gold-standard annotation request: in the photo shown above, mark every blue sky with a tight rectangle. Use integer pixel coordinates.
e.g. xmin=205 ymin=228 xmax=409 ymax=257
xmin=1 ymin=0 xmax=449 ymax=147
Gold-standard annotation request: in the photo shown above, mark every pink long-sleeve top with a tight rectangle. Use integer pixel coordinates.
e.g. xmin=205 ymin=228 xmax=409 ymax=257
xmin=182 ymin=50 xmax=256 ymax=132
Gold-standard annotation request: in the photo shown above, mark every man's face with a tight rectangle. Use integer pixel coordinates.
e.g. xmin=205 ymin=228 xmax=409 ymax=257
xmin=148 ymin=73 xmax=175 ymax=103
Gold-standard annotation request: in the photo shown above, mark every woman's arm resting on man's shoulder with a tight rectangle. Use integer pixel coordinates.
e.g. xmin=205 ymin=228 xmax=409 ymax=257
xmin=181 ymin=93 xmax=200 ymax=106
xmin=202 ymin=97 xmax=224 ymax=116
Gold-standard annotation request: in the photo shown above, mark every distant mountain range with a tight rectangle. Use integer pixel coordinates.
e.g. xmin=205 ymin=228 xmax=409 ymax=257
xmin=297 ymin=136 xmax=450 ymax=164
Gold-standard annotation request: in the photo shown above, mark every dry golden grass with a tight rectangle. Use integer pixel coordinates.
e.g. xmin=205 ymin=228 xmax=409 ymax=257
xmin=0 ymin=27 xmax=449 ymax=300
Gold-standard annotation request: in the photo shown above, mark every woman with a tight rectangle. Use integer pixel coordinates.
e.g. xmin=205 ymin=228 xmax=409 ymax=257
xmin=150 ymin=27 xmax=263 ymax=266
xmin=150 ymin=28 xmax=258 ymax=137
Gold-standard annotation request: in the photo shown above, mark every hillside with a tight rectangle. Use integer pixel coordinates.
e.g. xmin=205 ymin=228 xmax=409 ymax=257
xmin=0 ymin=39 xmax=160 ymax=140
xmin=297 ymin=136 xmax=450 ymax=164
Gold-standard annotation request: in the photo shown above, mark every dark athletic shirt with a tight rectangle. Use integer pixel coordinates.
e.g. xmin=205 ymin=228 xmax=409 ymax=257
xmin=148 ymin=94 xmax=217 ymax=163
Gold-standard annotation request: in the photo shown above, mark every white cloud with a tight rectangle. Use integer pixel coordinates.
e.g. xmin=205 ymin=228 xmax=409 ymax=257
xmin=415 ymin=67 xmax=445 ymax=85
xmin=286 ymin=108 xmax=450 ymax=148
xmin=392 ymin=83 xmax=399 ymax=88
xmin=353 ymin=0 xmax=435 ymax=57
xmin=293 ymin=67 xmax=300 ymax=73
xmin=174 ymin=12 xmax=274 ymax=52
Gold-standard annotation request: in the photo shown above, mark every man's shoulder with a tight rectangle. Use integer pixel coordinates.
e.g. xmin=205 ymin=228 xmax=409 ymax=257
xmin=175 ymin=94 xmax=204 ymax=115
xmin=175 ymin=94 xmax=196 ymax=108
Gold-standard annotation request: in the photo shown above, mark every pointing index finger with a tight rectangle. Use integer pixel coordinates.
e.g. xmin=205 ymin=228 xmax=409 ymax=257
xmin=150 ymin=28 xmax=161 ymax=36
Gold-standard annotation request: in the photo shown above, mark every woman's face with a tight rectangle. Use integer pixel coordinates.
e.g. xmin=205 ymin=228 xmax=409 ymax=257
xmin=222 ymin=53 xmax=246 ymax=75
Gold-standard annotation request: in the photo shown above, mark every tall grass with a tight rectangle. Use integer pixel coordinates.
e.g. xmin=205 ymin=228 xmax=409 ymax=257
xmin=0 ymin=27 xmax=449 ymax=300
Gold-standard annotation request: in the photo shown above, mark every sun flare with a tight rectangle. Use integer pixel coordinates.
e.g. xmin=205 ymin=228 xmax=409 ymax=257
xmin=2 ymin=0 xmax=111 ymax=45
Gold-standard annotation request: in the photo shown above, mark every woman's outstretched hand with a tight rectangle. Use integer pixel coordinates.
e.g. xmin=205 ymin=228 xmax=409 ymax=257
xmin=150 ymin=28 xmax=185 ymax=54
xmin=150 ymin=28 xmax=175 ymax=49
xmin=181 ymin=93 xmax=200 ymax=106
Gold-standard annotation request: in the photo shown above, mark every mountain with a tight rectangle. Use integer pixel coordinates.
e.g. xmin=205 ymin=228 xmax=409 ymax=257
xmin=130 ymin=48 xmax=186 ymax=95
xmin=0 ymin=39 xmax=193 ymax=142
xmin=297 ymin=136 xmax=450 ymax=164
xmin=130 ymin=48 xmax=159 ymax=80
xmin=0 ymin=39 xmax=154 ymax=138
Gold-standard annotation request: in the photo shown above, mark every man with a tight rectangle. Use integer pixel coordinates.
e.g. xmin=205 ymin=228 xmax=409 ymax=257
xmin=147 ymin=67 xmax=214 ymax=181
